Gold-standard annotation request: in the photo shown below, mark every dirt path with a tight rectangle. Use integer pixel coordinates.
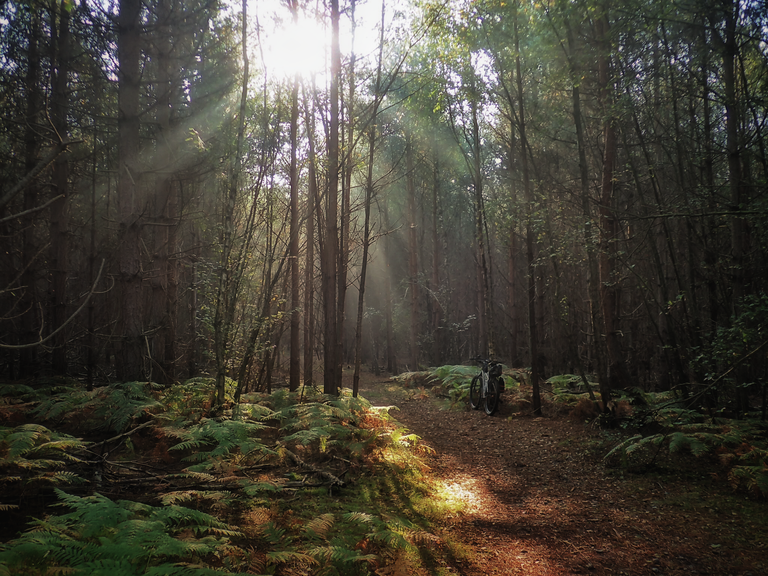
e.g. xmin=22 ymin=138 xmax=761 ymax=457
xmin=358 ymin=377 xmax=767 ymax=576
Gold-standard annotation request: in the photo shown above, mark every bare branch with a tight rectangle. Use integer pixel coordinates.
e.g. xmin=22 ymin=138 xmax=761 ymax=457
xmin=0 ymin=259 xmax=106 ymax=349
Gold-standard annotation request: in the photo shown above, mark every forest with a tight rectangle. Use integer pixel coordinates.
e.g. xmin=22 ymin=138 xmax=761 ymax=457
xmin=2 ymin=0 xmax=768 ymax=411
xmin=1 ymin=0 xmax=767 ymax=573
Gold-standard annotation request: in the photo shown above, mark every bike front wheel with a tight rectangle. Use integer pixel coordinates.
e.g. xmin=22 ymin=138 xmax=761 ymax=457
xmin=469 ymin=375 xmax=482 ymax=410
xmin=484 ymin=376 xmax=500 ymax=415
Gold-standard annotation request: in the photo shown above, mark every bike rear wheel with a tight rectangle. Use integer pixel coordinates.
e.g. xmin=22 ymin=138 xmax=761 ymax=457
xmin=484 ymin=376 xmax=500 ymax=415
xmin=469 ymin=374 xmax=482 ymax=410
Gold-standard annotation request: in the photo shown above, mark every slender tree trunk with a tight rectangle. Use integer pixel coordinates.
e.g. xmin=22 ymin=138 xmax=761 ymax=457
xmin=470 ymin=95 xmax=493 ymax=356
xmin=596 ymin=7 xmax=630 ymax=397
xmin=431 ymin=135 xmax=443 ymax=364
xmin=717 ymin=0 xmax=747 ymax=412
xmin=117 ymin=0 xmax=145 ymax=382
xmin=406 ymin=136 xmax=419 ymax=370
xmin=149 ymin=0 xmax=173 ymax=383
xmin=288 ymin=1 xmax=301 ymax=391
xmin=336 ymin=0 xmax=356 ymax=382
xmin=303 ymin=84 xmax=319 ymax=389
xmin=382 ymin=199 xmax=396 ymax=373
xmin=353 ymin=0 xmax=385 ymax=396
xmin=323 ymin=0 xmax=341 ymax=394
xmin=564 ymin=12 xmax=606 ymax=389
xmin=19 ymin=12 xmax=42 ymax=377
xmin=514 ymin=2 xmax=541 ymax=415
xmin=49 ymin=3 xmax=71 ymax=374
xmin=214 ymin=0 xmax=249 ymax=406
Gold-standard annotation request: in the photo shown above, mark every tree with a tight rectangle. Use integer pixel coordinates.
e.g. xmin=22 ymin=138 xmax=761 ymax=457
xmin=322 ymin=0 xmax=341 ymax=395
xmin=116 ymin=0 xmax=144 ymax=382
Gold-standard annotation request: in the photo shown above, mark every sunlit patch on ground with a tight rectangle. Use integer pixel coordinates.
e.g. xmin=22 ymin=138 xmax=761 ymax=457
xmin=438 ymin=474 xmax=484 ymax=513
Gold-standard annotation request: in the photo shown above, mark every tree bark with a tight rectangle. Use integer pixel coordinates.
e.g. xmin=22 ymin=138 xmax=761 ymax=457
xmin=117 ymin=0 xmax=145 ymax=382
xmin=596 ymin=7 xmax=630 ymax=397
xmin=303 ymin=84 xmax=319 ymax=389
xmin=323 ymin=0 xmax=341 ymax=394
xmin=514 ymin=2 xmax=542 ymax=415
xmin=288 ymin=1 xmax=301 ymax=392
xmin=406 ymin=136 xmax=420 ymax=370
xmin=563 ymin=9 xmax=606 ymax=389
xmin=19 ymin=11 xmax=42 ymax=378
xmin=353 ymin=0 xmax=385 ymax=396
xmin=49 ymin=2 xmax=71 ymax=374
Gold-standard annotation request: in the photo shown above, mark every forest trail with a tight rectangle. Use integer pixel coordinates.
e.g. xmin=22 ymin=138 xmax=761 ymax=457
xmin=356 ymin=375 xmax=766 ymax=576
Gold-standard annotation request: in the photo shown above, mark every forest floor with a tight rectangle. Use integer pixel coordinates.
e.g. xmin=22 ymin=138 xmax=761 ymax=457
xmin=355 ymin=372 xmax=768 ymax=576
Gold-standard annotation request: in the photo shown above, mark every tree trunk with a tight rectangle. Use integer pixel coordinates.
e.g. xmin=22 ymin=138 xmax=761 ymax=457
xmin=288 ymin=14 xmax=300 ymax=391
xmin=117 ymin=0 xmax=145 ymax=382
xmin=430 ymin=135 xmax=443 ymax=364
xmin=19 ymin=11 xmax=42 ymax=378
xmin=382 ymin=199 xmax=396 ymax=374
xmin=49 ymin=2 xmax=71 ymax=374
xmin=337 ymin=0 xmax=356 ymax=384
xmin=323 ymin=0 xmax=341 ymax=394
xmin=148 ymin=0 xmax=173 ymax=383
xmin=353 ymin=0 xmax=385 ymax=396
xmin=303 ymin=84 xmax=319 ymax=389
xmin=563 ymin=11 xmax=606 ymax=389
xmin=214 ymin=0 xmax=249 ymax=407
xmin=406 ymin=136 xmax=420 ymax=370
xmin=514 ymin=2 xmax=542 ymax=415
xmin=596 ymin=8 xmax=630 ymax=397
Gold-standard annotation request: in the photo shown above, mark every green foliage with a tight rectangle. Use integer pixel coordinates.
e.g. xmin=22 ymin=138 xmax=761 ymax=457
xmin=0 ymin=383 xmax=41 ymax=403
xmin=605 ymin=417 xmax=768 ymax=496
xmin=0 ymin=489 xmax=252 ymax=576
xmin=31 ymin=381 xmax=163 ymax=434
xmin=167 ymin=418 xmax=274 ymax=472
xmin=274 ymin=393 xmax=374 ymax=456
xmin=161 ymin=378 xmax=237 ymax=424
xmin=427 ymin=364 xmax=519 ymax=408
xmin=429 ymin=364 xmax=475 ymax=405
xmin=691 ymin=292 xmax=768 ymax=412
xmin=0 ymin=381 xmax=458 ymax=575
xmin=0 ymin=424 xmax=87 ymax=508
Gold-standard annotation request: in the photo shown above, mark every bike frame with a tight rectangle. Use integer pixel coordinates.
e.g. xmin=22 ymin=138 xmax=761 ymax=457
xmin=479 ymin=359 xmax=490 ymax=397
xmin=470 ymin=356 xmax=501 ymax=415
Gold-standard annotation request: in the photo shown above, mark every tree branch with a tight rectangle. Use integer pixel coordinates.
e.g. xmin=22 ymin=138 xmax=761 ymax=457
xmin=0 ymin=140 xmax=80 ymax=211
xmin=0 ymin=259 xmax=106 ymax=349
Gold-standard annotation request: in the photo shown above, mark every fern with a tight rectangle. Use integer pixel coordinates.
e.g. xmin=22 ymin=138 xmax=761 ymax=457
xmin=0 ymin=489 xmax=251 ymax=576
xmin=94 ymin=381 xmax=164 ymax=433
xmin=306 ymin=544 xmax=377 ymax=565
xmin=668 ymin=431 xmax=708 ymax=456
xmin=303 ymin=513 xmax=335 ymax=539
xmin=168 ymin=418 xmax=274 ymax=472
xmin=0 ymin=425 xmax=86 ymax=506
xmin=31 ymin=382 xmax=162 ymax=434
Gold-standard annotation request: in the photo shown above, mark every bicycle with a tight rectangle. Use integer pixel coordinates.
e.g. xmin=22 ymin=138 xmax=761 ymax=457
xmin=469 ymin=356 xmax=504 ymax=415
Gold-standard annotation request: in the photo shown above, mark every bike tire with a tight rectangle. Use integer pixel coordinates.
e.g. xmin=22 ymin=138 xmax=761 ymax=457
xmin=484 ymin=376 xmax=500 ymax=415
xmin=469 ymin=374 xmax=482 ymax=410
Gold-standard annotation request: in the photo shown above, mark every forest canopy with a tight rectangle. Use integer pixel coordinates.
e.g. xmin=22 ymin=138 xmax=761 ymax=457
xmin=1 ymin=0 xmax=767 ymax=416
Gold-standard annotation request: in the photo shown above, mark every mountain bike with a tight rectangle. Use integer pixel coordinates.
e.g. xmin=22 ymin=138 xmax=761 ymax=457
xmin=469 ymin=356 xmax=504 ymax=416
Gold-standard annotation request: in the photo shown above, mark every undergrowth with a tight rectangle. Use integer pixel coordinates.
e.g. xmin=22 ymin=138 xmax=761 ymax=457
xmin=603 ymin=411 xmax=768 ymax=495
xmin=0 ymin=380 xmax=462 ymax=575
xmin=425 ymin=364 xmax=520 ymax=408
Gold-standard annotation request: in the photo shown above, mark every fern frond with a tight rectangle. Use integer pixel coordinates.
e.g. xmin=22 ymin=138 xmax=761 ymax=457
xmin=306 ymin=544 xmax=377 ymax=564
xmin=266 ymin=549 xmax=317 ymax=566
xmin=5 ymin=424 xmax=50 ymax=458
xmin=303 ymin=513 xmax=334 ymax=538
xmin=342 ymin=511 xmax=375 ymax=524
xmin=603 ymin=435 xmax=643 ymax=461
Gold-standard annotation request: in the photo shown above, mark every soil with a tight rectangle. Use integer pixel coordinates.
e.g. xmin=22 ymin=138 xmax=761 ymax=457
xmin=356 ymin=374 xmax=768 ymax=576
